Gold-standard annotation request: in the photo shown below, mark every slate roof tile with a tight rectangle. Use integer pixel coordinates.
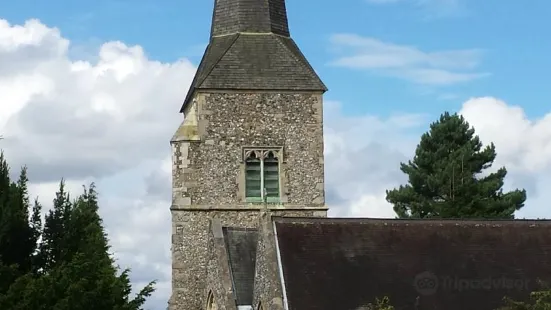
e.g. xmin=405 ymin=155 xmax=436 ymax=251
xmin=211 ymin=0 xmax=289 ymax=37
xmin=222 ymin=227 xmax=258 ymax=306
xmin=180 ymin=0 xmax=326 ymax=112
xmin=274 ymin=217 xmax=551 ymax=310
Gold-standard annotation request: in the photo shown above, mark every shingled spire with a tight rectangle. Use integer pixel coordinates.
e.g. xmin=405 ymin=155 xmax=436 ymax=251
xmin=210 ymin=0 xmax=290 ymax=37
xmin=180 ymin=0 xmax=327 ymax=112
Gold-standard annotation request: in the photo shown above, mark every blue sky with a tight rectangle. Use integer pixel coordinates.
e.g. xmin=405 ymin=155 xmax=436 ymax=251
xmin=1 ymin=0 xmax=549 ymax=120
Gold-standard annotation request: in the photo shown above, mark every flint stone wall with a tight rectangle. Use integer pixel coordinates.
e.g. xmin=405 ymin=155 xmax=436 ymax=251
xmin=169 ymin=92 xmax=327 ymax=310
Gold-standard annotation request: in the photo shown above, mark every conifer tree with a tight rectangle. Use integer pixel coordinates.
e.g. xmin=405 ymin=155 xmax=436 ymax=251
xmin=0 ymin=152 xmax=156 ymax=309
xmin=386 ymin=112 xmax=526 ymax=219
xmin=0 ymin=154 xmax=37 ymax=293
xmin=26 ymin=184 xmax=156 ymax=310
xmin=39 ymin=180 xmax=72 ymax=271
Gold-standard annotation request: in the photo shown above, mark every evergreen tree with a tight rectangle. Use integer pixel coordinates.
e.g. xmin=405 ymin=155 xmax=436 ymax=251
xmin=39 ymin=180 xmax=72 ymax=271
xmin=19 ymin=184 xmax=156 ymax=310
xmin=0 ymin=152 xmax=156 ymax=310
xmin=0 ymin=153 xmax=37 ymax=293
xmin=30 ymin=198 xmax=42 ymax=275
xmin=386 ymin=112 xmax=526 ymax=219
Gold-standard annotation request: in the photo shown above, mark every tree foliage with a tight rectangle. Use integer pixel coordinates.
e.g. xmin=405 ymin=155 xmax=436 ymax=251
xmin=364 ymin=296 xmax=394 ymax=310
xmin=498 ymin=282 xmax=551 ymax=310
xmin=0 ymin=151 xmax=155 ymax=310
xmin=386 ymin=112 xmax=526 ymax=219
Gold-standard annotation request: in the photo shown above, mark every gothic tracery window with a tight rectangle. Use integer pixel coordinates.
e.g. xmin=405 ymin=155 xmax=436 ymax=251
xmin=244 ymin=148 xmax=281 ymax=203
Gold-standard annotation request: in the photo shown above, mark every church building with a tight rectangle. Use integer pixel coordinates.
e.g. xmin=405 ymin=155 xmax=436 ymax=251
xmin=169 ymin=0 xmax=551 ymax=309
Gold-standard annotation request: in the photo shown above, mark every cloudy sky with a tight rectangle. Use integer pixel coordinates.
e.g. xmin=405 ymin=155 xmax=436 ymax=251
xmin=1 ymin=0 xmax=550 ymax=308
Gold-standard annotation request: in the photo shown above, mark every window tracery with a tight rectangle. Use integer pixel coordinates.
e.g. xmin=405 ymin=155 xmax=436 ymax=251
xmin=243 ymin=147 xmax=282 ymax=203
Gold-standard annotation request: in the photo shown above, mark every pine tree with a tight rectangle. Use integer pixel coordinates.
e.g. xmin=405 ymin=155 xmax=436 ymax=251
xmin=33 ymin=183 xmax=156 ymax=310
xmin=0 ymin=154 xmax=37 ymax=293
xmin=30 ymin=198 xmax=42 ymax=275
xmin=0 ymin=152 xmax=156 ymax=310
xmin=39 ymin=180 xmax=72 ymax=271
xmin=386 ymin=112 xmax=526 ymax=219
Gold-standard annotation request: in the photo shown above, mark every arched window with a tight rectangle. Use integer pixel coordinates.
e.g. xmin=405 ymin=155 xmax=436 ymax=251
xmin=244 ymin=148 xmax=281 ymax=203
xmin=206 ymin=291 xmax=218 ymax=310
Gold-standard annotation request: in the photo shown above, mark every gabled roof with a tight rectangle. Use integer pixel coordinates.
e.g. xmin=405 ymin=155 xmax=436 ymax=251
xmin=273 ymin=217 xmax=551 ymax=310
xmin=222 ymin=227 xmax=258 ymax=306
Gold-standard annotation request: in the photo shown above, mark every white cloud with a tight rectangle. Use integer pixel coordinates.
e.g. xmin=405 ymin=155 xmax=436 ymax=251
xmin=0 ymin=19 xmax=195 ymax=183
xmin=327 ymin=96 xmax=551 ymax=220
xmin=329 ymin=34 xmax=488 ymax=85
xmin=323 ymin=101 xmax=425 ymax=218
xmin=0 ymin=18 xmax=192 ymax=309
xmin=460 ymin=97 xmax=551 ymax=173
xmin=1 ymin=18 xmax=551 ymax=310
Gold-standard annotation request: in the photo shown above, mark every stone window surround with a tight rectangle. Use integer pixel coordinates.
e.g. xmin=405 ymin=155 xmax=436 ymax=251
xmin=240 ymin=146 xmax=286 ymax=204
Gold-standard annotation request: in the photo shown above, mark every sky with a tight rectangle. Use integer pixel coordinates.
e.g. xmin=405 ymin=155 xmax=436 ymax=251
xmin=0 ymin=0 xmax=550 ymax=309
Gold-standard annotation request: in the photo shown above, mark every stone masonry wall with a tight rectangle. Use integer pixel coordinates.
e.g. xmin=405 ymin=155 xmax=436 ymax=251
xmin=205 ymin=219 xmax=235 ymax=310
xmin=171 ymin=209 xmax=319 ymax=310
xmin=169 ymin=91 xmax=328 ymax=310
xmin=252 ymin=212 xmax=286 ymax=310
xmin=172 ymin=92 xmax=326 ymax=208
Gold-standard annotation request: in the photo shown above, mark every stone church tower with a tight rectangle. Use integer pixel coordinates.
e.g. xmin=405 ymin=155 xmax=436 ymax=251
xmin=169 ymin=0 xmax=328 ymax=308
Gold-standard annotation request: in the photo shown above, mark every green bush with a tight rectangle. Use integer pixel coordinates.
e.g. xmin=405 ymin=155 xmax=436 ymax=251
xmin=364 ymin=296 xmax=394 ymax=310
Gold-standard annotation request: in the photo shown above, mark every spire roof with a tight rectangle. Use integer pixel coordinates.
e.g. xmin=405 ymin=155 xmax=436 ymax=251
xmin=180 ymin=0 xmax=327 ymax=113
xmin=211 ymin=0 xmax=290 ymax=37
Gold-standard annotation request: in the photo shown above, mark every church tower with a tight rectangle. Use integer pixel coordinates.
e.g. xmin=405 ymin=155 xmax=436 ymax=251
xmin=169 ymin=0 xmax=328 ymax=308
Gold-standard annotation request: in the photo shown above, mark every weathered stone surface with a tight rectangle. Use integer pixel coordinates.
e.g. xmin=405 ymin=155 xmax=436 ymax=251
xmin=205 ymin=219 xmax=235 ymax=310
xmin=169 ymin=209 xmax=320 ymax=310
xmin=169 ymin=89 xmax=327 ymax=310
xmin=252 ymin=212 xmax=285 ymax=310
xmin=171 ymin=92 xmax=326 ymax=209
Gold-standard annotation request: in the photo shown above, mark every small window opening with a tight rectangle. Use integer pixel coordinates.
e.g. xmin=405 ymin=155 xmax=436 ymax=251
xmin=245 ymin=150 xmax=280 ymax=203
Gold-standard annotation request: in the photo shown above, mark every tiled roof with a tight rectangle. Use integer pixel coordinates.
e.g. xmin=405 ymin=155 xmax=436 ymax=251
xmin=180 ymin=33 xmax=327 ymax=112
xmin=274 ymin=217 xmax=551 ymax=310
xmin=223 ymin=227 xmax=258 ymax=306
xmin=211 ymin=0 xmax=290 ymax=37
xmin=179 ymin=0 xmax=327 ymax=112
